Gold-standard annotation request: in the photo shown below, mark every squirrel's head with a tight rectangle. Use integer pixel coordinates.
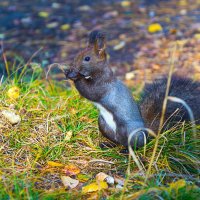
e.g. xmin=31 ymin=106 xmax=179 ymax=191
xmin=65 ymin=30 xmax=108 ymax=80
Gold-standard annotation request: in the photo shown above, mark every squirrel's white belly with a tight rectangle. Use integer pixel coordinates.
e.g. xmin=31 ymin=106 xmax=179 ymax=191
xmin=93 ymin=103 xmax=117 ymax=133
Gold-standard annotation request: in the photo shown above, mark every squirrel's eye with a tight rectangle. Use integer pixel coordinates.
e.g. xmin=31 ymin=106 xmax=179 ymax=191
xmin=84 ymin=56 xmax=90 ymax=62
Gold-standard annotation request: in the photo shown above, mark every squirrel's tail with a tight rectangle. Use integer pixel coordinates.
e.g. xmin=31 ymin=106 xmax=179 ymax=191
xmin=139 ymin=76 xmax=200 ymax=133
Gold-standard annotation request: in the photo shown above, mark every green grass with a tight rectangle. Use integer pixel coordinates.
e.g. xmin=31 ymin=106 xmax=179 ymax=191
xmin=0 ymin=64 xmax=199 ymax=199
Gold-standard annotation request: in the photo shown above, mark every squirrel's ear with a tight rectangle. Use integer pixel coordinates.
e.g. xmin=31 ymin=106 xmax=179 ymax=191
xmin=88 ymin=30 xmax=107 ymax=59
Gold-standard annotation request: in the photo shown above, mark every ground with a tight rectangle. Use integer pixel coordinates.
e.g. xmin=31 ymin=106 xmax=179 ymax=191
xmin=0 ymin=0 xmax=200 ymax=199
xmin=0 ymin=0 xmax=200 ymax=81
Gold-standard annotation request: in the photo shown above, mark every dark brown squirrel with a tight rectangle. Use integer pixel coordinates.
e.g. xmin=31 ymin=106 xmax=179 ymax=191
xmin=64 ymin=30 xmax=200 ymax=148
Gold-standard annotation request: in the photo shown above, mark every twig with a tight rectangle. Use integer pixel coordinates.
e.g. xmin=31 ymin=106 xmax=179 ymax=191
xmin=88 ymin=159 xmax=114 ymax=165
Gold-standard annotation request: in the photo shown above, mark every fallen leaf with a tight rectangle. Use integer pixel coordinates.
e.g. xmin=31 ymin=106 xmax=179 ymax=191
xmin=148 ymin=23 xmax=163 ymax=33
xmin=121 ymin=1 xmax=131 ymax=7
xmin=113 ymin=41 xmax=126 ymax=51
xmin=63 ymin=164 xmax=80 ymax=176
xmin=194 ymin=33 xmax=200 ymax=40
xmin=47 ymin=161 xmax=64 ymax=167
xmin=78 ymin=5 xmax=91 ymax=11
xmin=1 ymin=110 xmax=21 ymax=125
xmin=61 ymin=176 xmax=79 ymax=189
xmin=60 ymin=24 xmax=70 ymax=31
xmin=46 ymin=22 xmax=59 ymax=28
xmin=82 ymin=181 xmax=108 ymax=194
xmin=38 ymin=11 xmax=49 ymax=18
xmin=87 ymin=192 xmax=99 ymax=200
xmin=7 ymin=86 xmax=20 ymax=99
xmin=179 ymin=0 xmax=188 ymax=6
xmin=152 ymin=64 xmax=161 ymax=70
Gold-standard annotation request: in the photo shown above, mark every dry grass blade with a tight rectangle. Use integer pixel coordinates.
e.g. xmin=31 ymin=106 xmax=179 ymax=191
xmin=45 ymin=63 xmax=68 ymax=79
xmin=145 ymin=43 xmax=177 ymax=181
xmin=128 ymin=128 xmax=157 ymax=173
xmin=17 ymin=47 xmax=43 ymax=81
xmin=167 ymin=96 xmax=197 ymax=140
xmin=1 ymin=40 xmax=9 ymax=76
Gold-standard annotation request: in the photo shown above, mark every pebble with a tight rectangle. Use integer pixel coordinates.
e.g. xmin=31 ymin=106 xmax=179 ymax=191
xmin=46 ymin=22 xmax=59 ymax=29
xmin=105 ymin=176 xmax=115 ymax=185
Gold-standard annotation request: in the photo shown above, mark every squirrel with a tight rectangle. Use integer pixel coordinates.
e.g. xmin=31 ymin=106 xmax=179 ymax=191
xmin=64 ymin=30 xmax=200 ymax=149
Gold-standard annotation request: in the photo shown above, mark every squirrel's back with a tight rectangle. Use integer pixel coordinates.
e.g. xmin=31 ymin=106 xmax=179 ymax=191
xmin=140 ymin=76 xmax=200 ymax=133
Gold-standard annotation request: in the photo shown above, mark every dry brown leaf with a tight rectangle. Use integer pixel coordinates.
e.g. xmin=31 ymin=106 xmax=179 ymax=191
xmin=62 ymin=164 xmax=81 ymax=176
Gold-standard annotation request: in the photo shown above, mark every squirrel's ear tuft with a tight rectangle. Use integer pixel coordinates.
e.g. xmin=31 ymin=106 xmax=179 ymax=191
xmin=88 ymin=30 xmax=107 ymax=59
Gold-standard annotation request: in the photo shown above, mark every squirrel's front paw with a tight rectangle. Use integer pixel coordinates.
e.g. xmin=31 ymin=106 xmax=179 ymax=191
xmin=64 ymin=68 xmax=79 ymax=80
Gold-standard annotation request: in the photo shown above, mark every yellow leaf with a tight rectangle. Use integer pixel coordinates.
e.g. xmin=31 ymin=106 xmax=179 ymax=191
xmin=7 ymin=86 xmax=20 ymax=99
xmin=169 ymin=179 xmax=186 ymax=191
xmin=47 ymin=161 xmax=64 ymax=167
xmin=179 ymin=0 xmax=187 ymax=6
xmin=194 ymin=34 xmax=200 ymax=40
xmin=60 ymin=24 xmax=70 ymax=31
xmin=82 ymin=181 xmax=108 ymax=194
xmin=148 ymin=23 xmax=163 ymax=33
xmin=121 ymin=1 xmax=131 ymax=7
xmin=38 ymin=11 xmax=49 ymax=18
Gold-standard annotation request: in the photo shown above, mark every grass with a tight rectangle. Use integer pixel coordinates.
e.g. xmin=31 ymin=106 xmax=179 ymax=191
xmin=0 ymin=62 xmax=199 ymax=199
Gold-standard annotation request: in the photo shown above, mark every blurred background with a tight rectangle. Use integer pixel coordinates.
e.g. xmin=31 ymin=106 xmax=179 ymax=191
xmin=0 ymin=0 xmax=200 ymax=83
